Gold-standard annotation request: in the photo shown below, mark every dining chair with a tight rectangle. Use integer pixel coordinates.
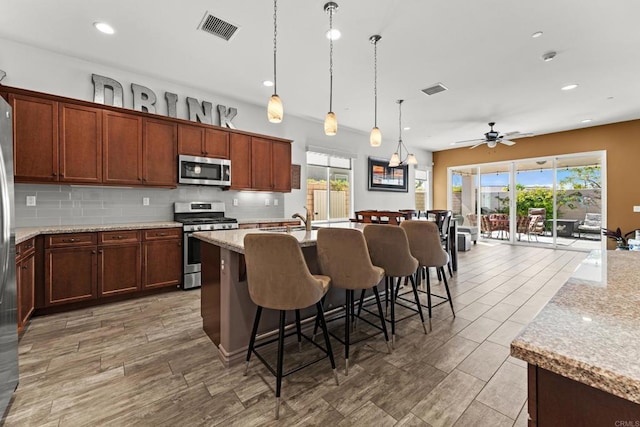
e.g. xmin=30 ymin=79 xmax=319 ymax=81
xmin=363 ymin=224 xmax=427 ymax=347
xmin=400 ymin=220 xmax=455 ymax=330
xmin=243 ymin=233 xmax=339 ymax=419
xmin=317 ymin=228 xmax=390 ymax=375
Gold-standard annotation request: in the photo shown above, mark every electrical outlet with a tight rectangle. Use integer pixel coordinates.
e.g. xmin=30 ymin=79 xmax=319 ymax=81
xmin=143 ymin=197 xmax=150 ymax=206
xmin=233 ymin=198 xmax=238 ymax=206
xmin=26 ymin=196 xmax=36 ymax=206
xmin=274 ymin=199 xmax=278 ymax=206
xmin=265 ymin=199 xmax=270 ymax=206
xmin=634 ymin=206 xmax=640 ymax=213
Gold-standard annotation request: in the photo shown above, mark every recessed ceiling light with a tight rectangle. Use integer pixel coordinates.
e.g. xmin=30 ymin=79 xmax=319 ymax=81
xmin=326 ymin=28 xmax=341 ymax=40
xmin=581 ymin=119 xmax=592 ymax=123
xmin=531 ymin=31 xmax=543 ymax=38
xmin=94 ymin=22 xmax=115 ymax=35
xmin=561 ymin=84 xmax=579 ymax=91
xmin=263 ymin=80 xmax=274 ymax=87
xmin=404 ymin=127 xmax=411 ymax=131
xmin=541 ymin=51 xmax=557 ymax=62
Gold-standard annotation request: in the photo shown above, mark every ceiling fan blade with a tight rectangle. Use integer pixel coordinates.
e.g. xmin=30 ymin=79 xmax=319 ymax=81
xmin=499 ymin=139 xmax=516 ymax=146
xmin=452 ymin=138 xmax=485 ymax=145
xmin=470 ymin=142 xmax=485 ymax=149
xmin=503 ymin=131 xmax=534 ymax=138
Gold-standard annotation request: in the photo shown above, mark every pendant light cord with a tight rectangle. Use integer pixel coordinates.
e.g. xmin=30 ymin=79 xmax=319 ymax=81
xmin=328 ymin=7 xmax=334 ymax=112
xmin=373 ymin=39 xmax=378 ymax=127
xmin=273 ymin=0 xmax=278 ymax=95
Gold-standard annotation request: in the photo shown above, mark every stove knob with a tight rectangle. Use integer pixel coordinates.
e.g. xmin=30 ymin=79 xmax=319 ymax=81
xmin=196 ymin=226 xmax=201 ymax=231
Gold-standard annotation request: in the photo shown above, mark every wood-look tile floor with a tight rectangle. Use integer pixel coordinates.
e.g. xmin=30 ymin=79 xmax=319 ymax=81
xmin=2 ymin=241 xmax=587 ymax=426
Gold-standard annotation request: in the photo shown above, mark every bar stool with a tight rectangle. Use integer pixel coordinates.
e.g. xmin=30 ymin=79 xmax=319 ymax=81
xmin=400 ymin=220 xmax=455 ymax=330
xmin=363 ymin=224 xmax=428 ymax=347
xmin=243 ymin=233 xmax=339 ymax=420
xmin=427 ymin=209 xmax=454 ymax=277
xmin=317 ymin=228 xmax=390 ymax=375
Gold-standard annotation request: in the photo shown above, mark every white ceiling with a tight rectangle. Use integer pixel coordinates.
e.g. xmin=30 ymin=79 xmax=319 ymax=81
xmin=2 ymin=0 xmax=639 ymax=152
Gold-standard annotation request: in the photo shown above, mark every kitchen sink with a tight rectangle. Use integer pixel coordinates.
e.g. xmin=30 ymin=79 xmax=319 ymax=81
xmin=260 ymin=225 xmax=319 ymax=232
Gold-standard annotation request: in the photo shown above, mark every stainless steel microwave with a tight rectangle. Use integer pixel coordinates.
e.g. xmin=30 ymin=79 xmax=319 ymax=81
xmin=178 ymin=155 xmax=231 ymax=186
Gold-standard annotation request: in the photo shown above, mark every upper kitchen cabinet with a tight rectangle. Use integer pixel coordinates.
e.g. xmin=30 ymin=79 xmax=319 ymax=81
xmin=178 ymin=124 xmax=229 ymax=159
xmin=229 ymin=133 xmax=252 ymax=190
xmin=11 ymin=93 xmax=59 ymax=182
xmin=249 ymin=137 xmax=292 ymax=192
xmin=59 ymin=103 xmax=102 ymax=184
xmin=102 ymin=110 xmax=143 ymax=185
xmin=143 ymin=118 xmax=177 ymax=187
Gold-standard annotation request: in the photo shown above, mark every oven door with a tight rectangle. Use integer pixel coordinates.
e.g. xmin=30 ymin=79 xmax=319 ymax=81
xmin=183 ymin=232 xmax=201 ymax=274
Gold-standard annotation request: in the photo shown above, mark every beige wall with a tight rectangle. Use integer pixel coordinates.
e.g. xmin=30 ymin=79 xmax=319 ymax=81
xmin=432 ymin=119 xmax=640 ymax=239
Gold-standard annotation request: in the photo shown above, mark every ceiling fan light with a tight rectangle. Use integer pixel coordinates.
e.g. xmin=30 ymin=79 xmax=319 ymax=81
xmin=370 ymin=126 xmax=381 ymax=147
xmin=324 ymin=111 xmax=337 ymax=136
xmin=267 ymin=94 xmax=283 ymax=123
xmin=389 ymin=153 xmax=400 ymax=167
xmin=406 ymin=154 xmax=418 ymax=165
xmin=487 ymin=140 xmax=498 ymax=148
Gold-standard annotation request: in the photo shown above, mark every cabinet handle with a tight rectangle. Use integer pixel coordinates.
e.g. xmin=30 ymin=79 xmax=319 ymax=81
xmin=52 ymin=172 xmax=57 ymax=177
xmin=62 ymin=238 xmax=77 ymax=243
xmin=60 ymin=172 xmax=64 ymax=178
xmin=98 ymin=250 xmax=103 ymax=254
xmin=92 ymin=250 xmax=97 ymax=254
xmin=157 ymin=232 xmax=167 ymax=236
xmin=115 ymin=235 xmax=124 ymax=239
xmin=22 ymin=265 xmax=27 ymax=270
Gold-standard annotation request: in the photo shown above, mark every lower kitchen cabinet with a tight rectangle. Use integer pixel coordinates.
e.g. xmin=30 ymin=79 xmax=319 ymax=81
xmin=142 ymin=228 xmax=182 ymax=289
xmin=45 ymin=245 xmax=98 ymax=306
xmin=98 ymin=243 xmax=141 ymax=297
xmin=16 ymin=238 xmax=35 ymax=332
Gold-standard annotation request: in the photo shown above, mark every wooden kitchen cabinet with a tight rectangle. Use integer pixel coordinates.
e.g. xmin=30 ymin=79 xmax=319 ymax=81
xmin=16 ymin=238 xmax=35 ymax=332
xmin=45 ymin=234 xmax=98 ymax=306
xmin=11 ymin=93 xmax=59 ymax=182
xmin=143 ymin=118 xmax=177 ymax=186
xmin=98 ymin=230 xmax=141 ymax=297
xmin=229 ymin=133 xmax=252 ymax=190
xmin=272 ymin=140 xmax=292 ymax=192
xmin=103 ymin=110 xmax=143 ymax=185
xmin=59 ymin=103 xmax=103 ymax=183
xmin=251 ymin=137 xmax=273 ymax=191
xmin=142 ymin=228 xmax=182 ymax=289
xmin=178 ymin=124 xmax=229 ymax=159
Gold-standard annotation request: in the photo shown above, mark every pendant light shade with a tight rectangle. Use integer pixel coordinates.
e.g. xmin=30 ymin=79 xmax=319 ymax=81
xmin=370 ymin=127 xmax=381 ymax=147
xmin=388 ymin=100 xmax=418 ymax=167
xmin=369 ymin=35 xmax=382 ymax=147
xmin=268 ymin=94 xmax=283 ymax=123
xmin=324 ymin=2 xmax=338 ymax=136
xmin=267 ymin=0 xmax=283 ymax=123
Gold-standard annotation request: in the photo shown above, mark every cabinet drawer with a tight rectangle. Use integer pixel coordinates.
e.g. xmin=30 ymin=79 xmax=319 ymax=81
xmin=142 ymin=228 xmax=182 ymax=241
xmin=45 ymin=233 xmax=97 ymax=248
xmin=16 ymin=238 xmax=35 ymax=260
xmin=99 ymin=230 xmax=140 ymax=245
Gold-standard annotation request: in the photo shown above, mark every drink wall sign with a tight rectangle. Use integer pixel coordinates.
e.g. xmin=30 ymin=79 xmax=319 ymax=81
xmin=91 ymin=74 xmax=238 ymax=128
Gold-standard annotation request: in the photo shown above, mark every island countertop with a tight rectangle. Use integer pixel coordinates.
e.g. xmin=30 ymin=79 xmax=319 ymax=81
xmin=511 ymin=250 xmax=640 ymax=404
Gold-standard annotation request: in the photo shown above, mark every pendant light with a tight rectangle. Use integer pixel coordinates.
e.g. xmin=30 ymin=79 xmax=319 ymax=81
xmin=324 ymin=2 xmax=338 ymax=136
xmin=369 ymin=35 xmax=382 ymax=147
xmin=267 ymin=0 xmax=283 ymax=123
xmin=389 ymin=100 xmax=418 ymax=167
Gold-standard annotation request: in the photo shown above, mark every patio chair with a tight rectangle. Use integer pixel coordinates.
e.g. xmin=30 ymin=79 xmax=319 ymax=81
xmin=578 ymin=213 xmax=602 ymax=238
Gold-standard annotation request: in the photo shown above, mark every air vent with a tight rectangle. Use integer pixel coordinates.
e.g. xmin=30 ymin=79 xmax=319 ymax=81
xmin=198 ymin=12 xmax=239 ymax=41
xmin=421 ymin=83 xmax=448 ymax=96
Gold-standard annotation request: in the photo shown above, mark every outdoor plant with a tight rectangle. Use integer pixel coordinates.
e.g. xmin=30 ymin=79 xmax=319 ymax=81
xmin=602 ymin=227 xmax=637 ymax=249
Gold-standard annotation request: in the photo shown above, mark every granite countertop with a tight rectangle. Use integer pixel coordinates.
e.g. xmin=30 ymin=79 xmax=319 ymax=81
xmin=511 ymin=250 xmax=640 ymax=404
xmin=15 ymin=221 xmax=182 ymax=244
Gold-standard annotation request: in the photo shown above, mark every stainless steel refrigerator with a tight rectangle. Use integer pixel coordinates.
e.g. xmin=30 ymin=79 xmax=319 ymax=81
xmin=0 ymin=95 xmax=18 ymax=419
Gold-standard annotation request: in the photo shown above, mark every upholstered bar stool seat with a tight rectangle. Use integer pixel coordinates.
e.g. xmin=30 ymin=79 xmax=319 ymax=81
xmin=317 ymin=228 xmax=390 ymax=375
xmin=243 ymin=233 xmax=338 ymax=420
xmin=363 ymin=224 xmax=428 ymax=347
xmin=400 ymin=220 xmax=455 ymax=330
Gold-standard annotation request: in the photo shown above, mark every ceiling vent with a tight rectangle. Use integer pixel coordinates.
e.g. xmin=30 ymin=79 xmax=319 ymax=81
xmin=198 ymin=12 xmax=240 ymax=41
xmin=421 ymin=83 xmax=448 ymax=96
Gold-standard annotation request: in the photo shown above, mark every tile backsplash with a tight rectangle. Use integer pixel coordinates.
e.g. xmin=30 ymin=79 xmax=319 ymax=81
xmin=15 ymin=184 xmax=285 ymax=227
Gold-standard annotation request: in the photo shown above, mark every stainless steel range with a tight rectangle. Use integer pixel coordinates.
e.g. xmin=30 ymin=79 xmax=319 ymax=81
xmin=174 ymin=201 xmax=238 ymax=289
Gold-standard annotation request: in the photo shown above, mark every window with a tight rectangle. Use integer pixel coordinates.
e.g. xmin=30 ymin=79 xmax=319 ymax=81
xmin=415 ymin=169 xmax=429 ymax=213
xmin=306 ymin=151 xmax=353 ymax=222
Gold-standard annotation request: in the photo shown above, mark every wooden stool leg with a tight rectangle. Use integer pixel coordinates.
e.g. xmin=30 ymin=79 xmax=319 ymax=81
xmin=316 ymin=301 xmax=339 ymax=385
xmin=244 ymin=306 xmax=262 ymax=376
xmin=275 ymin=310 xmax=286 ymax=420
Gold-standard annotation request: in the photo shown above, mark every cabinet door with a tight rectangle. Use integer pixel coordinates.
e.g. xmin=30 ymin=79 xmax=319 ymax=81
xmin=230 ymin=133 xmax=252 ymax=190
xmin=272 ymin=140 xmax=292 ymax=192
xmin=11 ymin=94 xmax=59 ymax=182
xmin=98 ymin=243 xmax=141 ymax=297
xmin=45 ymin=247 xmax=97 ymax=306
xmin=177 ymin=124 xmax=205 ymax=156
xmin=103 ymin=111 xmax=143 ymax=185
xmin=142 ymin=239 xmax=182 ymax=289
xmin=143 ymin=118 xmax=177 ymax=186
xmin=251 ymin=137 xmax=273 ymax=190
xmin=59 ymin=103 xmax=102 ymax=183
xmin=204 ymin=128 xmax=229 ymax=158
xmin=18 ymin=253 xmax=35 ymax=328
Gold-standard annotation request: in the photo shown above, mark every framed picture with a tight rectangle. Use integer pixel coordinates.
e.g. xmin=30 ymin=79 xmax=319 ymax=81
xmin=367 ymin=157 xmax=408 ymax=192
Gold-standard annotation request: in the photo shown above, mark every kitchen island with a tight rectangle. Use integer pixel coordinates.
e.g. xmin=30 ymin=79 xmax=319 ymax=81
xmin=511 ymin=250 xmax=640 ymax=425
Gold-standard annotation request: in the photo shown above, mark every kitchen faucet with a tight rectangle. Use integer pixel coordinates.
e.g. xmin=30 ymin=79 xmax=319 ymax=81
xmin=292 ymin=207 xmax=312 ymax=231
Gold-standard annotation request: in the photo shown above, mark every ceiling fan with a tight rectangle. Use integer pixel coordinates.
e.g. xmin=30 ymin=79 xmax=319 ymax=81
xmin=452 ymin=122 xmax=532 ymax=149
